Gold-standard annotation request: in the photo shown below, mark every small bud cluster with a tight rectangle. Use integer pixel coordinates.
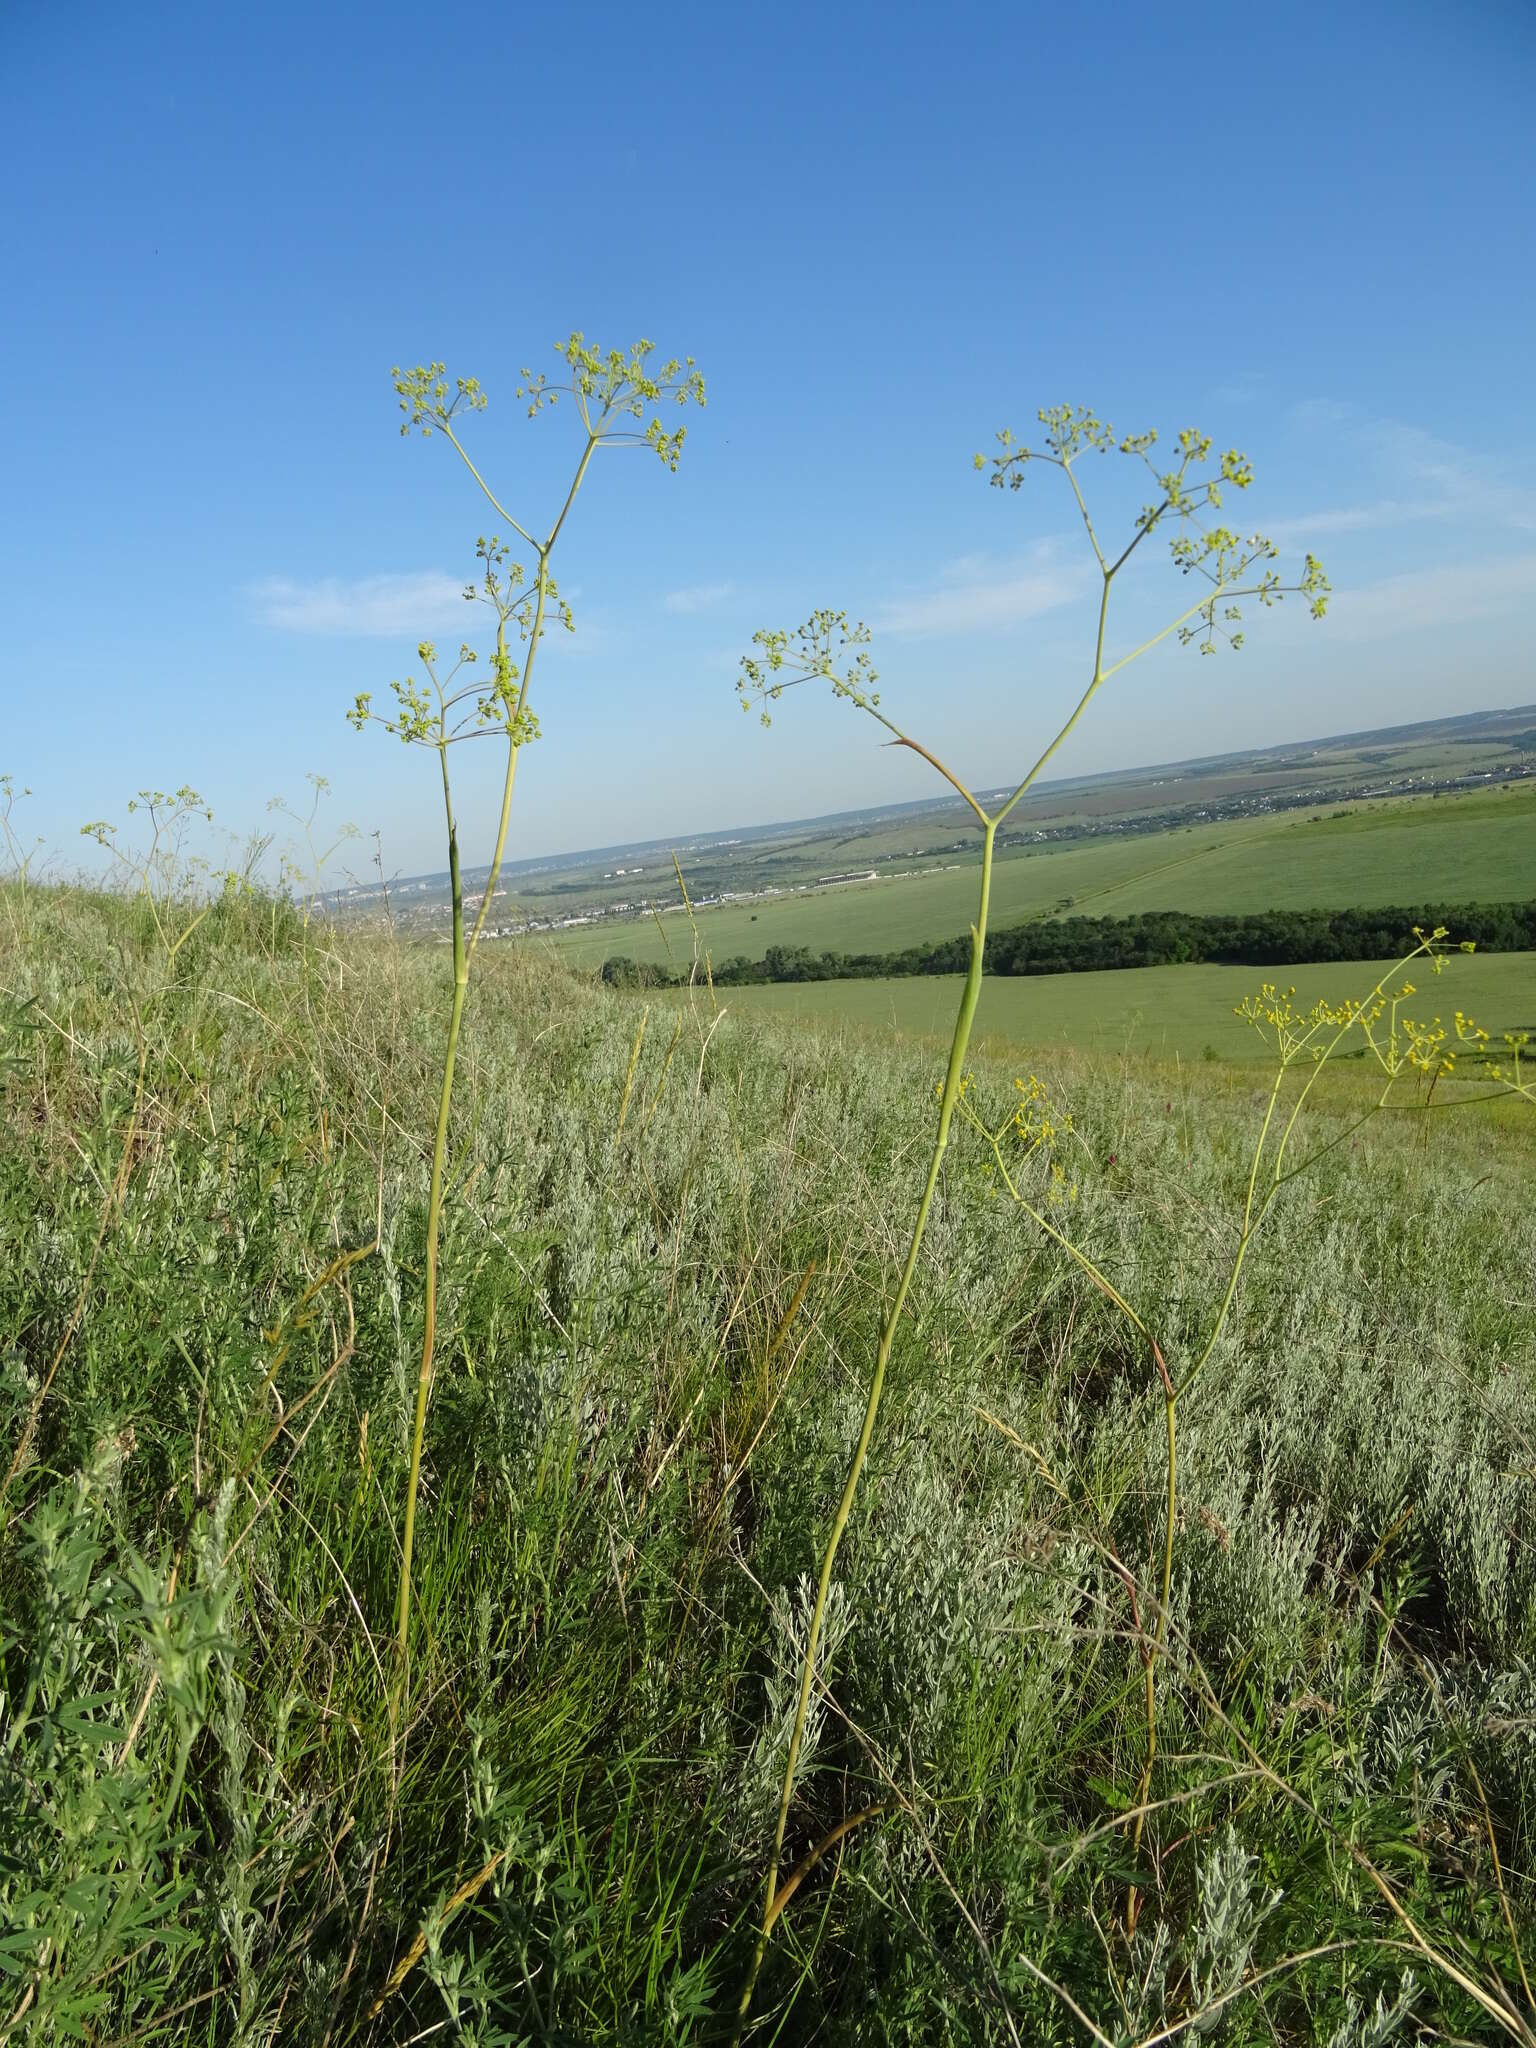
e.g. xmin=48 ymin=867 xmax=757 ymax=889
xmin=952 ymin=1069 xmax=1080 ymax=1207
xmin=508 ymin=334 xmax=706 ymax=467
xmin=970 ymin=406 xmax=1330 ymax=657
xmin=736 ymin=610 xmax=878 ymax=729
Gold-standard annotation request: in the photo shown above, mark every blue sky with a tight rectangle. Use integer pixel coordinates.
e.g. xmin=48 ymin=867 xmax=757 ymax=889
xmin=4 ymin=0 xmax=1534 ymax=880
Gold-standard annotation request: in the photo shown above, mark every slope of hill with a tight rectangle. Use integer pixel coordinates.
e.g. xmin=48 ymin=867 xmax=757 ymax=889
xmin=3 ymin=884 xmax=1533 ymax=2041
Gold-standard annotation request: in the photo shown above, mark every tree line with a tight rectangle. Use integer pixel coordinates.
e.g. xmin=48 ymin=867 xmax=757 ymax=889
xmin=598 ymin=899 xmax=1536 ymax=989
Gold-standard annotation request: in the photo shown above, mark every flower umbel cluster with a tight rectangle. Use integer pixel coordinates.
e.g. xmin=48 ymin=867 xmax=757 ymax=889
xmin=736 ymin=611 xmax=877 ymax=729
xmin=347 ymin=539 xmax=560 ymax=753
xmin=977 ymin=408 xmax=1331 ymax=655
xmin=394 ymin=335 xmax=705 ymax=466
xmin=1233 ymin=928 xmax=1509 ymax=1086
xmin=953 ymin=1070 xmax=1079 ymax=1207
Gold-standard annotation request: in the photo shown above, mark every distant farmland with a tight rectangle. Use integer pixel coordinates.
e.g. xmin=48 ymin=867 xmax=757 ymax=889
xmin=544 ymin=782 xmax=1536 ymax=971
xmin=682 ymin=947 xmax=1536 ymax=1068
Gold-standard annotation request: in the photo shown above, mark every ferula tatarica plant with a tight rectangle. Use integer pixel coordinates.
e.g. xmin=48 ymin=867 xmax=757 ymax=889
xmin=352 ymin=335 xmax=705 ymax=1666
xmin=728 ymin=406 xmax=1331 ymax=2035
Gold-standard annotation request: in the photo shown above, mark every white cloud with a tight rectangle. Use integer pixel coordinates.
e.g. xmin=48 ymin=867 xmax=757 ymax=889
xmin=1330 ymin=552 xmax=1536 ymax=641
xmin=1369 ymin=420 xmax=1536 ymax=532
xmin=249 ymin=570 xmax=615 ymax=659
xmin=875 ymin=543 xmax=1091 ymax=637
xmin=250 ymin=571 xmax=472 ymax=637
xmin=1265 ymin=500 xmax=1441 ymax=544
xmin=1368 ymin=418 xmax=1482 ymax=496
xmin=1205 ymin=371 xmax=1265 ymax=408
xmin=546 ymin=616 xmax=613 ymax=659
xmin=1287 ymin=397 xmax=1354 ymax=432
xmin=1278 ymin=407 xmax=1536 ymax=538
xmin=664 ymin=581 xmax=737 ymax=615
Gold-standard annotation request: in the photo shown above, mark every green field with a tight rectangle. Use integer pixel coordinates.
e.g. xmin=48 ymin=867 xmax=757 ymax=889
xmin=546 ymin=781 xmax=1536 ymax=970
xmin=692 ymin=947 xmax=1536 ymax=1065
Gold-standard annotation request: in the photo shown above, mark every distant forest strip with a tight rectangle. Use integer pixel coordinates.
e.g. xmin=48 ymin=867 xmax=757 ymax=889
xmin=598 ymin=900 xmax=1536 ymax=988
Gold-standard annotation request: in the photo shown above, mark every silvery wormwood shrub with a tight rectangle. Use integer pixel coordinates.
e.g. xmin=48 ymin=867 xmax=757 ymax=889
xmin=1 ymin=1453 xmax=236 ymax=2037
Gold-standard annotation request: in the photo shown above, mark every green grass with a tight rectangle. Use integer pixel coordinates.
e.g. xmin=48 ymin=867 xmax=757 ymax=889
xmin=3 ymin=881 xmax=1534 ymax=2043
xmin=545 ymin=781 xmax=1536 ymax=970
xmin=703 ymin=947 xmax=1536 ymax=1066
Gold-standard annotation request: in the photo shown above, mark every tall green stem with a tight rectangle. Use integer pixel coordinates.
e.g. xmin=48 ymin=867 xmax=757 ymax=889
xmin=735 ymin=534 xmax=1114 ymax=2037
xmin=1158 ymin=1395 xmax=1177 ymax=1663
xmin=463 ymin=432 xmax=596 ymax=964
xmin=1127 ymin=1388 xmax=1177 ymax=1926
xmin=467 ymin=610 xmax=528 ymax=965
xmin=734 ymin=824 xmax=996 ymax=2035
xmin=396 ymin=752 xmax=468 ymax=1655
xmin=393 ymin=432 xmax=598 ymax=1660
xmin=729 ymin=430 xmax=1324 ymax=2023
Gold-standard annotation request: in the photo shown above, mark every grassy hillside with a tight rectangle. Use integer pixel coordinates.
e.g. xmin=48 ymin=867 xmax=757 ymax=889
xmin=545 ymin=781 xmax=1536 ymax=971
xmin=3 ymin=884 xmax=1534 ymax=2043
xmin=709 ymin=947 xmax=1536 ymax=1065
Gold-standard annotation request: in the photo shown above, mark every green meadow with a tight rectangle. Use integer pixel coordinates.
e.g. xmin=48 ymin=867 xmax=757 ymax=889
xmin=5 ymin=886 xmax=1534 ymax=2043
xmin=700 ymin=946 xmax=1536 ymax=1066
xmin=546 ymin=781 xmax=1536 ymax=971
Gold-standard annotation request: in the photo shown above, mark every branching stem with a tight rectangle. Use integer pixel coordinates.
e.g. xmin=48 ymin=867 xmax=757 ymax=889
xmin=733 ymin=428 xmax=1333 ymax=2030
xmin=736 ymin=451 xmax=1130 ymax=2034
xmin=732 ymin=819 xmax=998 ymax=2035
xmin=391 ymin=414 xmax=605 ymax=1668
xmin=396 ymin=753 xmax=467 ymax=1653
